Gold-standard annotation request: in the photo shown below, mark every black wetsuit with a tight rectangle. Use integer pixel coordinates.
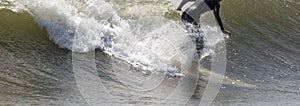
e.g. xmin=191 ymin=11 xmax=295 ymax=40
xmin=204 ymin=0 xmax=225 ymax=31
xmin=178 ymin=0 xmax=224 ymax=52
xmin=181 ymin=0 xmax=225 ymax=31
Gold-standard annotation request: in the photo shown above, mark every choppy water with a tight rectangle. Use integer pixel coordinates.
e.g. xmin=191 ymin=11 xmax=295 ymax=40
xmin=0 ymin=0 xmax=300 ymax=105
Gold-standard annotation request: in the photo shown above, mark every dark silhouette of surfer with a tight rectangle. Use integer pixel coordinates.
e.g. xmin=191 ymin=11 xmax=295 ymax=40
xmin=176 ymin=0 xmax=231 ymax=53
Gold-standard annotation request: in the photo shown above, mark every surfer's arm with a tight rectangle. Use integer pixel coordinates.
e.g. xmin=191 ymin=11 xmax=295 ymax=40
xmin=177 ymin=0 xmax=196 ymax=11
xmin=214 ymin=3 xmax=225 ymax=31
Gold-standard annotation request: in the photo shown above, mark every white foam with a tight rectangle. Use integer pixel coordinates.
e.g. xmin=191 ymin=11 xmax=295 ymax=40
xmin=4 ymin=0 xmax=225 ymax=76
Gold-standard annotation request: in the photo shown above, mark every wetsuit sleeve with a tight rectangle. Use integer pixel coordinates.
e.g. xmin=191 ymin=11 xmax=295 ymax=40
xmin=177 ymin=0 xmax=196 ymax=10
xmin=214 ymin=3 xmax=225 ymax=31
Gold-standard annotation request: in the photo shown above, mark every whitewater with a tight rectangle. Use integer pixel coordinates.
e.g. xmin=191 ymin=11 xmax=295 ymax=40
xmin=1 ymin=0 xmax=225 ymax=76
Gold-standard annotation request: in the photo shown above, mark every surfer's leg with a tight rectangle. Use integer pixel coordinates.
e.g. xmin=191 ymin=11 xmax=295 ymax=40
xmin=181 ymin=12 xmax=198 ymax=39
xmin=196 ymin=36 xmax=204 ymax=51
xmin=181 ymin=12 xmax=193 ymax=33
xmin=181 ymin=12 xmax=205 ymax=54
xmin=192 ymin=24 xmax=204 ymax=55
xmin=190 ymin=22 xmax=204 ymax=54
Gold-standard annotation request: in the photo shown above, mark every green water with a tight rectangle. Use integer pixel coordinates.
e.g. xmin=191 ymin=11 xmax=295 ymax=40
xmin=0 ymin=0 xmax=300 ymax=105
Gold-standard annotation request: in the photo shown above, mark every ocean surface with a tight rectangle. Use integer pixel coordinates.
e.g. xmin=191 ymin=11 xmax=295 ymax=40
xmin=0 ymin=0 xmax=300 ymax=105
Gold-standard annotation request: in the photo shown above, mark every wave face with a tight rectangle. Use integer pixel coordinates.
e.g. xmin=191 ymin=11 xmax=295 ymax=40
xmin=1 ymin=0 xmax=300 ymax=105
xmin=1 ymin=0 xmax=225 ymax=76
xmin=220 ymin=0 xmax=300 ymax=104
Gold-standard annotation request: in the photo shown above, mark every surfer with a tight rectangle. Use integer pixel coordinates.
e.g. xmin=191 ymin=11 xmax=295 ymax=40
xmin=176 ymin=0 xmax=231 ymax=53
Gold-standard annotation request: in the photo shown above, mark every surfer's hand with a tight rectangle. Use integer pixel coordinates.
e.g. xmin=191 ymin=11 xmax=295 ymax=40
xmin=176 ymin=8 xmax=181 ymax=11
xmin=222 ymin=30 xmax=232 ymax=36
